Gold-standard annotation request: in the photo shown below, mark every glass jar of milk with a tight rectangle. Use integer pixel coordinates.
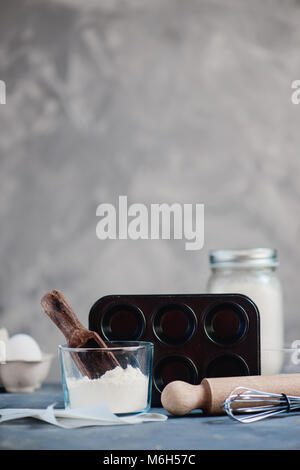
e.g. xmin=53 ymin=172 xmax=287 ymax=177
xmin=207 ymin=248 xmax=284 ymax=375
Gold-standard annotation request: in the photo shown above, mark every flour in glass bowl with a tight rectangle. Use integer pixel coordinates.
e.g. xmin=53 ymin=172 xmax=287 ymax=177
xmin=66 ymin=365 xmax=149 ymax=413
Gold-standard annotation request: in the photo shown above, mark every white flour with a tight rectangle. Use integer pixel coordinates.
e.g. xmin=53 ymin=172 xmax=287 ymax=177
xmin=66 ymin=365 xmax=149 ymax=413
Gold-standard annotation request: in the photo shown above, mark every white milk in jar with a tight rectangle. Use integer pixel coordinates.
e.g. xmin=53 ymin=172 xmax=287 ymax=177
xmin=207 ymin=249 xmax=284 ymax=375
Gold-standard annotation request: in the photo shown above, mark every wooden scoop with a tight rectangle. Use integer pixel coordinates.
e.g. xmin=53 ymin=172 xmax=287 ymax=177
xmin=41 ymin=290 xmax=119 ymax=378
xmin=161 ymin=374 xmax=300 ymax=416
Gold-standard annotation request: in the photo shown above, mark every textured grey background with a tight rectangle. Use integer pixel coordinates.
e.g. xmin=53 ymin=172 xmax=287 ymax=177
xmin=0 ymin=0 xmax=300 ymax=380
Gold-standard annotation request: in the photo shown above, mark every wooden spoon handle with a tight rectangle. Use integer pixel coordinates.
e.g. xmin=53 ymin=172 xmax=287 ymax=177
xmin=41 ymin=290 xmax=85 ymax=342
xmin=41 ymin=290 xmax=120 ymax=378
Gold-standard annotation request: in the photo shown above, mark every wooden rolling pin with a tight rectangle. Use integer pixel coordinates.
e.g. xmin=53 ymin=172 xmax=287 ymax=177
xmin=41 ymin=290 xmax=119 ymax=378
xmin=161 ymin=374 xmax=300 ymax=416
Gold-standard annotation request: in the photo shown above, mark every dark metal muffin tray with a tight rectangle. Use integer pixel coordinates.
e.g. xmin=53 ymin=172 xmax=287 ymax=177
xmin=89 ymin=294 xmax=260 ymax=406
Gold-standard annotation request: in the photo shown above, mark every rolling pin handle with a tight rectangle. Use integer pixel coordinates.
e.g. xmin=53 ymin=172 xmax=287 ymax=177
xmin=161 ymin=381 xmax=207 ymax=415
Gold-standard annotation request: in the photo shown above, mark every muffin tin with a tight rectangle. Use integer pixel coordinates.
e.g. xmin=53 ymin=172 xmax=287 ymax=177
xmin=89 ymin=294 xmax=260 ymax=405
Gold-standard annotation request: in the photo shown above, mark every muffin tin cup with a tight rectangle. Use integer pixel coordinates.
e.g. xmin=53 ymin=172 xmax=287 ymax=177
xmin=152 ymin=303 xmax=197 ymax=346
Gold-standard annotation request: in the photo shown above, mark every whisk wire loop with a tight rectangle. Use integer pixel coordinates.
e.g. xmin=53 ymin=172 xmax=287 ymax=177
xmin=222 ymin=386 xmax=300 ymax=423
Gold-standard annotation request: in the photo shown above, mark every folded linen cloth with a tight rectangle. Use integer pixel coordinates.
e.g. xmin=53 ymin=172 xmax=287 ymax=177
xmin=0 ymin=403 xmax=167 ymax=428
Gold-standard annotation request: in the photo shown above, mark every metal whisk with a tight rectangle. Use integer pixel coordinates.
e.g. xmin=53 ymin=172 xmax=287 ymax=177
xmin=223 ymin=386 xmax=300 ymax=423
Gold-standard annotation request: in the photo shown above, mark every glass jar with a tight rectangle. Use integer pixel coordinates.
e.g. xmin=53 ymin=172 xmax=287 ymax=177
xmin=207 ymin=248 xmax=284 ymax=375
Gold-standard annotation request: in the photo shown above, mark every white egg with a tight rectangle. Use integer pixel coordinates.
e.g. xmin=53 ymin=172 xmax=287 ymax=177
xmin=6 ymin=334 xmax=42 ymax=362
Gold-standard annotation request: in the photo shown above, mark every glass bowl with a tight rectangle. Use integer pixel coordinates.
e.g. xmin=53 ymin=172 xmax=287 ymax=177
xmin=59 ymin=341 xmax=153 ymax=414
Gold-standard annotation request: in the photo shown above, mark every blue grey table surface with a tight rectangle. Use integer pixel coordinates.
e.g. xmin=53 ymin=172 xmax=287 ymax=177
xmin=0 ymin=384 xmax=300 ymax=450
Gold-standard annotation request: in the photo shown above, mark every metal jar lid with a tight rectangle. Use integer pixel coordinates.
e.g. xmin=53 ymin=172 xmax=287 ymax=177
xmin=209 ymin=248 xmax=278 ymax=268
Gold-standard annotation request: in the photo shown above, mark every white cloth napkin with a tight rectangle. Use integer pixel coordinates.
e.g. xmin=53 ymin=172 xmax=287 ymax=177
xmin=0 ymin=404 xmax=168 ymax=428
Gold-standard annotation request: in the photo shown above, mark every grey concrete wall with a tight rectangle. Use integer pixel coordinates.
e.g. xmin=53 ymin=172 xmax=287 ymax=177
xmin=1 ymin=0 xmax=300 ymax=380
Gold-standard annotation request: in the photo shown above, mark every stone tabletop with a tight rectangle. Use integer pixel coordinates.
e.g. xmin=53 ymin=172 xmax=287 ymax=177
xmin=0 ymin=384 xmax=300 ymax=450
